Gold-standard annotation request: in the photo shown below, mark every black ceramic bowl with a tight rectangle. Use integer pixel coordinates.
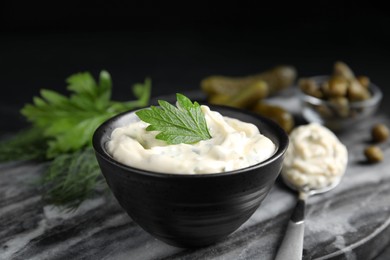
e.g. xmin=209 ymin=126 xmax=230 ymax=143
xmin=93 ymin=105 xmax=289 ymax=248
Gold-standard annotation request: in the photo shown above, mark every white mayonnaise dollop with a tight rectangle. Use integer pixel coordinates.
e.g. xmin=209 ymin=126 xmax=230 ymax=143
xmin=282 ymin=123 xmax=348 ymax=190
xmin=107 ymin=105 xmax=276 ymax=174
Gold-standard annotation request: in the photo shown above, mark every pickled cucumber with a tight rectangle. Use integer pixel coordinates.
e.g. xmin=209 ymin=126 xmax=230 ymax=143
xmin=201 ymin=65 xmax=297 ymax=96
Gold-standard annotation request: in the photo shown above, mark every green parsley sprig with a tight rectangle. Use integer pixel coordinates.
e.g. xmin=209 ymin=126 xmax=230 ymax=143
xmin=0 ymin=70 xmax=151 ymax=209
xmin=21 ymin=71 xmax=151 ymax=158
xmin=136 ymin=93 xmax=212 ymax=144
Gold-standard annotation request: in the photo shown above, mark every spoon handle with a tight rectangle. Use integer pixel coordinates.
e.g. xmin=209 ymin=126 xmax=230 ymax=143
xmin=274 ymin=198 xmax=306 ymax=260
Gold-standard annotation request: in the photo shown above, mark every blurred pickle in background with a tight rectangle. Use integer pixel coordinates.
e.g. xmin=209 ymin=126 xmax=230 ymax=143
xmin=201 ymin=66 xmax=297 ymax=133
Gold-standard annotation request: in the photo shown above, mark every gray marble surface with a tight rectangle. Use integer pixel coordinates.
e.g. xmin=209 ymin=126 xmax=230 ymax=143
xmin=1 ymin=108 xmax=390 ymax=260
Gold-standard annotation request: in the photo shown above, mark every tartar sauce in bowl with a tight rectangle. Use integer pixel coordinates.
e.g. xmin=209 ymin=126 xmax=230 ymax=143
xmin=282 ymin=123 xmax=348 ymax=190
xmin=107 ymin=105 xmax=276 ymax=174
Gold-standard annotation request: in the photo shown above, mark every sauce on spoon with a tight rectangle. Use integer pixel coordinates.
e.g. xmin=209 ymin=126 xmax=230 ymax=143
xmin=282 ymin=123 xmax=348 ymax=190
xmin=275 ymin=123 xmax=348 ymax=260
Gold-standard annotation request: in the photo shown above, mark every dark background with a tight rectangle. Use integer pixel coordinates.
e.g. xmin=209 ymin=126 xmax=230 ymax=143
xmin=1 ymin=1 xmax=389 ymax=132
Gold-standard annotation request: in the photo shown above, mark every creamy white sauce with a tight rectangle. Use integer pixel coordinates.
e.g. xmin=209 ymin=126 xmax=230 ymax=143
xmin=282 ymin=123 xmax=348 ymax=190
xmin=107 ymin=105 xmax=276 ymax=174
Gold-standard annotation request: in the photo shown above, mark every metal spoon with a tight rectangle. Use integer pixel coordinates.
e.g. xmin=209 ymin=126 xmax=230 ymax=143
xmin=274 ymin=175 xmax=342 ymax=260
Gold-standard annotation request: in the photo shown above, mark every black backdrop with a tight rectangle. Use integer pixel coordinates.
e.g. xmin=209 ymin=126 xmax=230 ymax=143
xmin=1 ymin=1 xmax=389 ymax=132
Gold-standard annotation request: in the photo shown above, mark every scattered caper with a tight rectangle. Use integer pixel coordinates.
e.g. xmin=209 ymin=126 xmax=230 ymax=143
xmin=364 ymin=145 xmax=383 ymax=163
xmin=371 ymin=124 xmax=389 ymax=143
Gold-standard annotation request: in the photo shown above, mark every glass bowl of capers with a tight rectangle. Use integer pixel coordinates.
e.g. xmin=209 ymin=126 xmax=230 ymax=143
xmin=298 ymin=62 xmax=382 ymax=131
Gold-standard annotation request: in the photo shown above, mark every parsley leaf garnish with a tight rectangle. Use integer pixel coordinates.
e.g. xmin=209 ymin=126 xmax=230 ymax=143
xmin=136 ymin=93 xmax=212 ymax=144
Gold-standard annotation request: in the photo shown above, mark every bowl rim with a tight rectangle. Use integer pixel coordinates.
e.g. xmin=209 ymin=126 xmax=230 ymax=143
xmin=92 ymin=104 xmax=289 ymax=179
xmin=299 ymin=75 xmax=383 ymax=108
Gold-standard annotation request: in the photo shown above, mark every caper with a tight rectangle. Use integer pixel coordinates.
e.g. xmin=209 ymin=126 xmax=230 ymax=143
xmin=364 ymin=145 xmax=383 ymax=163
xmin=329 ymin=97 xmax=350 ymax=117
xmin=356 ymin=75 xmax=370 ymax=89
xmin=347 ymin=79 xmax=371 ymax=101
xmin=371 ymin=123 xmax=389 ymax=143
xmin=320 ymin=81 xmax=330 ymax=99
xmin=327 ymin=76 xmax=348 ymax=97
xmin=333 ymin=61 xmax=355 ymax=80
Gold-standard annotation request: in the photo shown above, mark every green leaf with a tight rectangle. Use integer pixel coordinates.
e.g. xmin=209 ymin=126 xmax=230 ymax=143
xmin=33 ymin=96 xmax=47 ymax=107
xmin=46 ymin=115 xmax=108 ymax=158
xmin=66 ymin=72 xmax=97 ymax=97
xmin=40 ymin=89 xmax=68 ymax=105
xmin=135 ymin=93 xmax=212 ymax=144
xmin=20 ymin=71 xmax=152 ymax=158
xmin=96 ymin=70 xmax=112 ymax=109
xmin=98 ymin=70 xmax=112 ymax=96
